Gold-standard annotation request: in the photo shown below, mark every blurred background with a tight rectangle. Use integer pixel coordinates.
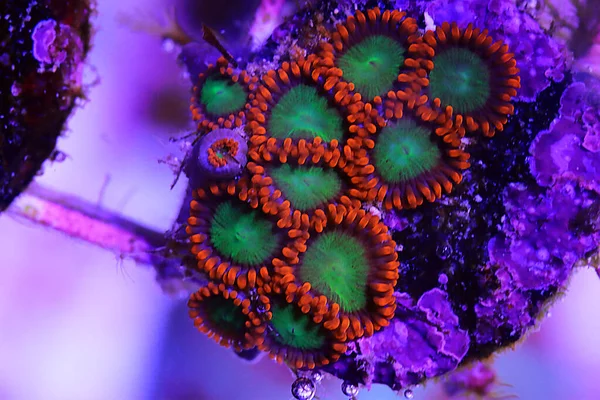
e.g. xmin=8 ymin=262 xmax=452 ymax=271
xmin=1 ymin=0 xmax=600 ymax=399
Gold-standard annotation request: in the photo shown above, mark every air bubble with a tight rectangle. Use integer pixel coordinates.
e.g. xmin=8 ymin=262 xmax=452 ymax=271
xmin=341 ymin=381 xmax=359 ymax=397
xmin=162 ymin=38 xmax=176 ymax=53
xmin=436 ymin=243 xmax=452 ymax=260
xmin=311 ymin=370 xmax=324 ymax=383
xmin=291 ymin=377 xmax=316 ymax=400
xmin=438 ymin=273 xmax=448 ymax=285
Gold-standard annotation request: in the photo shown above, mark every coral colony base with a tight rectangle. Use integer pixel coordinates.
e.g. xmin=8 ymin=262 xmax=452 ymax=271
xmin=2 ymin=0 xmax=600 ymax=398
xmin=172 ymin=1 xmax=600 ymax=397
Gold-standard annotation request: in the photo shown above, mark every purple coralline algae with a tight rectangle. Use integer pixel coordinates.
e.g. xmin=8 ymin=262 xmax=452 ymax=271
xmin=490 ymin=182 xmax=600 ymax=291
xmin=474 ymin=265 xmax=535 ymax=347
xmin=358 ymin=290 xmax=469 ymax=388
xmin=560 ymin=79 xmax=600 ymax=152
xmin=530 ymin=78 xmax=600 ymax=195
xmin=32 ymin=19 xmax=84 ymax=86
xmin=531 ymin=116 xmax=600 ymax=192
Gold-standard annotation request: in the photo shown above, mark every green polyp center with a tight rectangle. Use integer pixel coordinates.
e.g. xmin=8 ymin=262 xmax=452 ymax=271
xmin=210 ymin=200 xmax=280 ymax=266
xmin=373 ymin=119 xmax=441 ymax=183
xmin=337 ymin=35 xmax=405 ymax=100
xmin=267 ymin=84 xmax=344 ymax=142
xmin=270 ymin=302 xmax=326 ymax=350
xmin=299 ymin=231 xmax=369 ymax=313
xmin=429 ymin=47 xmax=491 ymax=113
xmin=200 ymin=73 xmax=247 ymax=116
xmin=203 ymin=296 xmax=247 ymax=336
xmin=269 ymin=164 xmax=342 ymax=212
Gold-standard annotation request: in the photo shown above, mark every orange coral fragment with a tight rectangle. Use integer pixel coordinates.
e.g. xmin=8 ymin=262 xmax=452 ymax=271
xmin=346 ymin=119 xmax=471 ymax=211
xmin=416 ymin=22 xmax=521 ymax=137
xmin=186 ymin=178 xmax=301 ymax=289
xmin=190 ymin=56 xmax=258 ymax=133
xmin=246 ymin=55 xmax=366 ymax=162
xmin=251 ymin=288 xmax=348 ymax=369
xmin=207 ymin=138 xmax=239 ymax=167
xmin=315 ymin=7 xmax=428 ymax=133
xmin=188 ymin=281 xmax=266 ymax=352
xmin=246 ymin=138 xmax=363 ymax=231
xmin=271 ymin=206 xmax=399 ymax=341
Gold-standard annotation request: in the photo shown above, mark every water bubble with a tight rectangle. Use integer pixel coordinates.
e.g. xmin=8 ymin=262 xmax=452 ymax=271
xmin=341 ymin=381 xmax=359 ymax=397
xmin=162 ymin=38 xmax=176 ymax=53
xmin=11 ymin=82 xmax=21 ymax=96
xmin=536 ymin=247 xmax=550 ymax=261
xmin=404 ymin=389 xmax=414 ymax=399
xmin=436 ymin=243 xmax=452 ymax=260
xmin=291 ymin=377 xmax=315 ymax=400
xmin=438 ymin=273 xmax=448 ymax=285
xmin=311 ymin=370 xmax=324 ymax=383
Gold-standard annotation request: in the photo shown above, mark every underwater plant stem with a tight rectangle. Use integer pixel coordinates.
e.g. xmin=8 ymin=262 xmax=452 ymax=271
xmin=6 ymin=183 xmax=164 ymax=265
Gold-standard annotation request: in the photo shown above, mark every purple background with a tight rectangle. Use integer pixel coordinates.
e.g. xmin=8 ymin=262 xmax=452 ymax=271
xmin=1 ymin=0 xmax=600 ymax=399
